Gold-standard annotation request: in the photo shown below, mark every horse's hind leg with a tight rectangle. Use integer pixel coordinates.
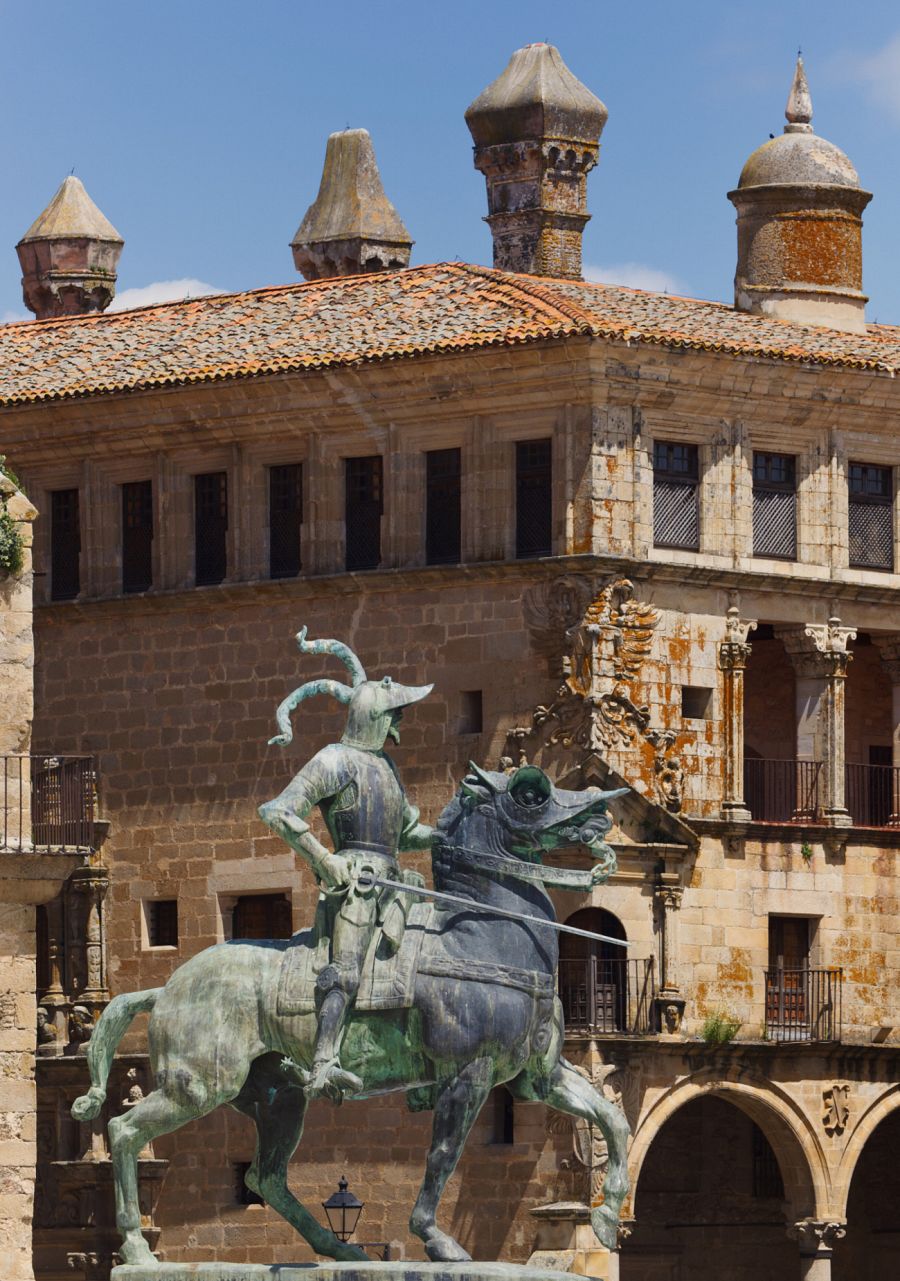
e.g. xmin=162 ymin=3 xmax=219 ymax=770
xmin=410 ymin=1056 xmax=494 ymax=1262
xmin=511 ymin=1056 xmax=630 ymax=1250
xmin=232 ymin=1056 xmax=367 ymax=1262
xmin=108 ymin=1086 xmax=210 ymax=1264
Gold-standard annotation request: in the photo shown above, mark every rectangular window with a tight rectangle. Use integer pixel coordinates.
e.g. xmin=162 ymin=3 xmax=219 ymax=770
xmin=194 ymin=471 xmax=228 ymax=586
xmin=269 ymin=464 xmax=303 ymax=579
xmin=148 ymin=899 xmax=178 ymax=948
xmin=122 ymin=480 xmax=153 ymax=594
xmin=848 ymin=462 xmax=893 ymax=570
xmin=652 ymin=441 xmax=699 ymax=550
xmin=50 ymin=488 xmax=80 ymax=600
xmin=515 ymin=438 xmax=552 ymax=559
xmin=345 ymin=456 xmax=383 ymax=571
xmin=753 ymin=451 xmax=797 ymax=560
xmin=232 ymin=893 xmax=293 ymax=940
xmin=681 ymin=686 xmax=713 ymax=719
xmin=425 ymin=447 xmax=461 ymax=565
xmin=460 ymin=690 xmax=483 ymax=735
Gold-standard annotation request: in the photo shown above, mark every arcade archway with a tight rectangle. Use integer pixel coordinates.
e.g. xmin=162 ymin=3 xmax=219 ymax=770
xmin=832 ymin=1106 xmax=900 ymax=1280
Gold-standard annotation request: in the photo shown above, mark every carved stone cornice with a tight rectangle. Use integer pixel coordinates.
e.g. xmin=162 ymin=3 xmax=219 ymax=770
xmin=788 ymin=1219 xmax=847 ymax=1254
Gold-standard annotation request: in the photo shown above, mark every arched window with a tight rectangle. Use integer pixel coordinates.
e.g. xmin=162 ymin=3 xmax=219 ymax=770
xmin=558 ymin=908 xmax=629 ymax=1032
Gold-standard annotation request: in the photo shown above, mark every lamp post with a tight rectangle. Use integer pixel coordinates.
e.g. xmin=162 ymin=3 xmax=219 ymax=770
xmin=322 ymin=1176 xmax=364 ymax=1244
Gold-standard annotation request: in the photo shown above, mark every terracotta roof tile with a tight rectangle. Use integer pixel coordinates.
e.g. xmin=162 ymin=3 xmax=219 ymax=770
xmin=1 ymin=262 xmax=899 ymax=407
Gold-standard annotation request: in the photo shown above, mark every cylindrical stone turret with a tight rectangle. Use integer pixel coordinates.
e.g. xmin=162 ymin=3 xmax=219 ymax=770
xmin=727 ymin=57 xmax=871 ymax=333
xmin=17 ymin=176 xmax=123 ymax=320
xmin=465 ymin=43 xmax=607 ymax=280
xmin=291 ymin=129 xmax=413 ymax=281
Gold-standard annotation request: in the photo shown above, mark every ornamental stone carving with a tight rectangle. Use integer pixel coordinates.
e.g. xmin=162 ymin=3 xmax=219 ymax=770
xmin=507 ymin=575 xmax=684 ymax=810
xmin=788 ymin=1219 xmax=847 ymax=1253
xmin=822 ymin=1083 xmax=850 ymax=1135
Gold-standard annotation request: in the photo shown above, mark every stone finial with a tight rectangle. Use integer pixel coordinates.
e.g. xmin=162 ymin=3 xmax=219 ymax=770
xmin=16 ymin=176 xmax=123 ymax=319
xmin=785 ymin=55 xmax=813 ymax=133
xmin=728 ymin=57 xmax=871 ymax=333
xmin=465 ymin=43 xmax=607 ymax=280
xmin=291 ymin=129 xmax=413 ymax=281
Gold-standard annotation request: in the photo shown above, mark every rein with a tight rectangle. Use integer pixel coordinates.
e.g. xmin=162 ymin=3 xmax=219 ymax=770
xmin=439 ymin=841 xmax=606 ymax=891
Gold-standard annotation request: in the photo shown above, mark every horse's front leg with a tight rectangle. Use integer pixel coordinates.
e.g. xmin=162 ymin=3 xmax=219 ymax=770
xmin=410 ymin=1056 xmax=494 ymax=1261
xmin=513 ymin=1055 xmax=630 ymax=1250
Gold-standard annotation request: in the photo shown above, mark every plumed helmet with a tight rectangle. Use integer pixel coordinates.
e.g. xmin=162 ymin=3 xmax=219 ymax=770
xmin=268 ymin=628 xmax=432 ymax=751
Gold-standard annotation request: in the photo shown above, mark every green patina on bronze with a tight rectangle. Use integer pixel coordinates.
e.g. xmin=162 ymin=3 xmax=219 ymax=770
xmin=73 ymin=631 xmax=631 ymax=1268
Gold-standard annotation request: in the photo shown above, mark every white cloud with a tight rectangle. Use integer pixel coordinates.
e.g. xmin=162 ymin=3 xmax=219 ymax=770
xmin=847 ymin=34 xmax=900 ymax=123
xmin=584 ymin=262 xmax=685 ymax=294
xmin=110 ymin=278 xmax=225 ymax=312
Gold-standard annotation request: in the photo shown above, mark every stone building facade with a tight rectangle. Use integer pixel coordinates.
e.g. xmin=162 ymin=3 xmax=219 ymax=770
xmin=0 ymin=42 xmax=897 ymax=1281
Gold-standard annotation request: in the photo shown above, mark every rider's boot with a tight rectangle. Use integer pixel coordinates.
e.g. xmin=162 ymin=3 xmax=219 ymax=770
xmin=306 ymin=964 xmax=363 ymax=1103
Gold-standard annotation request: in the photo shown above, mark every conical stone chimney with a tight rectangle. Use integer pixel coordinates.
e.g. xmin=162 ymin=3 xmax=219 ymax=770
xmin=291 ymin=129 xmax=413 ymax=280
xmin=17 ymin=176 xmax=124 ymax=319
xmin=465 ymin=43 xmax=607 ymax=279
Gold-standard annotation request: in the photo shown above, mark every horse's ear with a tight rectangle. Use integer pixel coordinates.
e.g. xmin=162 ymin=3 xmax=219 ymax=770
xmin=466 ymin=761 xmax=502 ymax=794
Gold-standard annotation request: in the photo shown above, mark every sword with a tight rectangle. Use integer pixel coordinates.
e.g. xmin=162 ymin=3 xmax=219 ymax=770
xmin=355 ymin=870 xmax=630 ymax=949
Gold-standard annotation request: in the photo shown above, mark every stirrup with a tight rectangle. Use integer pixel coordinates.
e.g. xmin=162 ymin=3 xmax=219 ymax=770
xmin=305 ymin=1057 xmax=363 ymax=1104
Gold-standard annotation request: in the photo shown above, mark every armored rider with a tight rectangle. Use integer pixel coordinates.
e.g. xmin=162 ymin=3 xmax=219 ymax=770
xmin=259 ymin=629 xmax=433 ymax=1103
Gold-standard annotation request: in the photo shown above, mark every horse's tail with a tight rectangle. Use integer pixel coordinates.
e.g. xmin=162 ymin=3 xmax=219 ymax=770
xmin=71 ymin=988 xmax=161 ymax=1120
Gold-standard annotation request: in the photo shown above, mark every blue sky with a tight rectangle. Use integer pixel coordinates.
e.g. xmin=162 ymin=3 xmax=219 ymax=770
xmin=4 ymin=1 xmax=900 ymax=321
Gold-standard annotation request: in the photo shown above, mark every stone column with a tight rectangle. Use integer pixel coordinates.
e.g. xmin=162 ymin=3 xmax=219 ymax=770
xmin=69 ymin=865 xmax=110 ymax=1011
xmin=653 ymin=884 xmax=685 ymax=1033
xmin=789 ymin=1218 xmax=845 ymax=1281
xmin=718 ymin=605 xmax=757 ymax=821
xmin=777 ymin=618 xmax=856 ymax=826
xmin=873 ymin=635 xmax=900 ymax=823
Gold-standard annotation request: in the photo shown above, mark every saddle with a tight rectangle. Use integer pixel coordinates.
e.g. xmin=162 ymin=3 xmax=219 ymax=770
xmin=276 ymin=900 xmax=433 ymax=1015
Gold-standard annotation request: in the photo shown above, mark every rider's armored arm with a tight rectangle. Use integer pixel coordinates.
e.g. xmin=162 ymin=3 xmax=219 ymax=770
xmin=398 ymin=800 xmax=432 ymax=852
xmin=258 ymin=752 xmax=343 ymax=882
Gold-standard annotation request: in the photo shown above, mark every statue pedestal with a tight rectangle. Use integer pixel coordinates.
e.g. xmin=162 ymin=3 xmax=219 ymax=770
xmin=526 ymin=1203 xmax=617 ymax=1279
xmin=113 ymin=1262 xmax=612 ymax=1281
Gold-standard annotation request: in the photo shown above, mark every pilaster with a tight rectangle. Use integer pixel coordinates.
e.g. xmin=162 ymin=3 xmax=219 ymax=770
xmin=718 ymin=604 xmax=757 ymax=821
xmin=653 ymin=884 xmax=684 ymax=1033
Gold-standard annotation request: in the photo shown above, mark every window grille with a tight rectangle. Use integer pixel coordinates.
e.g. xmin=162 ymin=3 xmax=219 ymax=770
xmin=345 ymin=456 xmax=383 ymax=571
xmin=753 ymin=452 xmax=797 ymax=559
xmin=848 ymin=462 xmax=893 ymax=570
xmin=232 ymin=893 xmax=293 ymax=939
xmin=122 ymin=479 xmax=153 ymax=593
xmin=148 ymin=900 xmax=178 ymax=947
xmin=751 ymin=1123 xmax=785 ymax=1199
xmin=425 ymin=447 xmax=461 ymax=565
xmin=50 ymin=488 xmax=80 ymax=600
xmin=652 ymin=441 xmax=699 ymax=550
xmin=269 ymin=463 xmax=303 ymax=579
xmin=194 ymin=471 xmax=228 ymax=586
xmin=515 ymin=438 xmax=552 ymax=558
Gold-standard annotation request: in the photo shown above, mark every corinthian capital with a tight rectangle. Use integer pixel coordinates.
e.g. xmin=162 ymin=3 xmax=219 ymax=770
xmin=776 ymin=617 xmax=856 ymax=679
xmin=788 ymin=1219 xmax=846 ymax=1253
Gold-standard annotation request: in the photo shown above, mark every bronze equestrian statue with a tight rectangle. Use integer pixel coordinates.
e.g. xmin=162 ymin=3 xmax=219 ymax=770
xmin=73 ymin=633 xmax=631 ymax=1267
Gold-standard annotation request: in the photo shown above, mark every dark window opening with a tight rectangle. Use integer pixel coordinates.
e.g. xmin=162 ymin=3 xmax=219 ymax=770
xmin=768 ymin=916 xmax=810 ymax=969
xmin=50 ymin=488 xmax=80 ymax=600
xmin=849 ymin=462 xmax=893 ymax=571
xmin=148 ymin=900 xmax=178 ymax=948
xmin=653 ymin=441 xmax=699 ymax=550
xmin=122 ymin=480 xmax=153 ymax=593
xmin=345 ymin=456 xmax=383 ymax=571
xmin=460 ymin=690 xmax=483 ymax=735
xmin=269 ymin=464 xmax=303 ymax=579
xmin=682 ymin=686 xmax=713 ymax=719
xmin=232 ymin=893 xmax=293 ymax=940
xmin=751 ymin=1123 xmax=785 ymax=1199
xmin=194 ymin=471 xmax=228 ymax=586
xmin=234 ymin=1162 xmax=264 ymax=1206
xmin=516 ymin=438 xmax=552 ymax=558
xmin=425 ymin=447 xmax=461 ymax=565
xmin=488 ymin=1087 xmax=515 ymax=1145
xmin=753 ymin=451 xmax=797 ymax=560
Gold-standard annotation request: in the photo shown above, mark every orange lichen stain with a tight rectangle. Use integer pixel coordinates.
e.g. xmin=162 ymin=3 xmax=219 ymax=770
xmin=718 ymin=948 xmax=753 ymax=990
xmin=830 ymin=934 xmax=886 ymax=987
xmin=777 ymin=212 xmax=862 ymax=289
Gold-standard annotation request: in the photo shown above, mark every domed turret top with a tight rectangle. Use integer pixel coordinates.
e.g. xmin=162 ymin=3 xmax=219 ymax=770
xmin=735 ymin=57 xmax=861 ymax=191
xmin=465 ymin=43 xmax=607 ymax=148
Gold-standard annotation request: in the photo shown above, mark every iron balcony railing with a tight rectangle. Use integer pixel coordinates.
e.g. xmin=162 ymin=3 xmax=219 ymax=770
xmin=764 ymin=966 xmax=842 ymax=1043
xmin=1 ymin=754 xmax=96 ymax=853
xmin=559 ymin=956 xmax=655 ymax=1036
xmin=744 ymin=757 xmax=823 ymax=824
xmin=845 ymin=762 xmax=900 ymax=828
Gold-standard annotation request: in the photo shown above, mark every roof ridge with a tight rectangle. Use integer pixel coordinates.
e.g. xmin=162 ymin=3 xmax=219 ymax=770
xmin=454 ymin=262 xmax=595 ymax=331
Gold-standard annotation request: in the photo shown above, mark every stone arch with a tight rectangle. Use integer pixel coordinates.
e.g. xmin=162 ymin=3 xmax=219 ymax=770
xmin=833 ymin=1084 xmax=900 ymax=1219
xmin=625 ymin=1068 xmax=830 ymax=1221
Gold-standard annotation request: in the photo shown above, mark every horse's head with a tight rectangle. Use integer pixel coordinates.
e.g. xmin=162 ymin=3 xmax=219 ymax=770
xmin=442 ymin=761 xmax=626 ymax=875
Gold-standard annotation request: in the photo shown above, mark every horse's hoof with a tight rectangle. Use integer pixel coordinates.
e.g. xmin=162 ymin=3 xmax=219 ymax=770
xmin=424 ymin=1233 xmax=472 ymax=1263
xmin=591 ymin=1204 xmax=619 ymax=1251
xmin=119 ymin=1233 xmax=158 ymax=1267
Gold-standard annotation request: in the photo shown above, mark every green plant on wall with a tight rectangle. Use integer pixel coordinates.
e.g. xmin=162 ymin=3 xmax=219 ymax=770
xmin=700 ymin=1010 xmax=741 ymax=1045
xmin=0 ymin=458 xmax=25 ymax=576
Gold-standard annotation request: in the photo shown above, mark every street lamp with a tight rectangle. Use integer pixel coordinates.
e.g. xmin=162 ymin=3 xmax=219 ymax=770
xmin=322 ymin=1176 xmax=364 ymax=1243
